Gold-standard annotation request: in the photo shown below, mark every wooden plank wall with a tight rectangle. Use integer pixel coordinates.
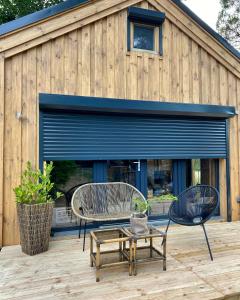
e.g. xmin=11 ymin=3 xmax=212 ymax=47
xmin=1 ymin=0 xmax=240 ymax=245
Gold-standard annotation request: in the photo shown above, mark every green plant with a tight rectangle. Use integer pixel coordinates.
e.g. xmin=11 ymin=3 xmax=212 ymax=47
xmin=151 ymin=193 xmax=178 ymax=202
xmin=14 ymin=161 xmax=62 ymax=204
xmin=51 ymin=161 xmax=78 ymax=186
xmin=133 ymin=198 xmax=151 ymax=214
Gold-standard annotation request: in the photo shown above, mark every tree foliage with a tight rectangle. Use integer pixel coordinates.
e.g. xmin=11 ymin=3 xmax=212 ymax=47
xmin=0 ymin=0 xmax=64 ymax=25
xmin=217 ymin=0 xmax=240 ymax=50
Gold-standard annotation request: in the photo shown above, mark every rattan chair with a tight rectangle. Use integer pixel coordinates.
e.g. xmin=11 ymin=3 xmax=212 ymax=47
xmin=71 ymin=182 xmax=147 ymax=251
xmin=165 ymin=185 xmax=219 ymax=260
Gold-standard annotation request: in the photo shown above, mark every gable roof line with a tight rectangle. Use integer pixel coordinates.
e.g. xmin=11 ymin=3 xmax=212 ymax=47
xmin=170 ymin=0 xmax=240 ymax=60
xmin=0 ymin=0 xmax=239 ymax=61
xmin=0 ymin=0 xmax=88 ymax=36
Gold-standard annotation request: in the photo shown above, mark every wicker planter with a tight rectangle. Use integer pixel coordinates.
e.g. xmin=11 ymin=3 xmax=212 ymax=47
xmin=17 ymin=202 xmax=53 ymax=256
xmin=149 ymin=200 xmax=173 ymax=216
xmin=130 ymin=213 xmax=149 ymax=235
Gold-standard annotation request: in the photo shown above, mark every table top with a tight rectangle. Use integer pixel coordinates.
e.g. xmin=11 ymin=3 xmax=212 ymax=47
xmin=123 ymin=226 xmax=166 ymax=239
xmin=90 ymin=227 xmax=130 ymax=244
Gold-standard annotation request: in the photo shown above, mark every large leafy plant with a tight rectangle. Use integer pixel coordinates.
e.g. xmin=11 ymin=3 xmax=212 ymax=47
xmin=14 ymin=161 xmax=62 ymax=204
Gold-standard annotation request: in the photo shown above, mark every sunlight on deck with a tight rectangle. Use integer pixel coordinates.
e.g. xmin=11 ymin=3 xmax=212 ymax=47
xmin=1 ymin=222 xmax=240 ymax=300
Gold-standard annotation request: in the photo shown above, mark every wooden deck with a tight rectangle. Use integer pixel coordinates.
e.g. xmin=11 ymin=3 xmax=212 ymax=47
xmin=1 ymin=222 xmax=240 ymax=300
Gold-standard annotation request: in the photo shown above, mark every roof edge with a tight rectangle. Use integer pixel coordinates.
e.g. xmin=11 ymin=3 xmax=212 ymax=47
xmin=0 ymin=0 xmax=89 ymax=37
xmin=39 ymin=93 xmax=236 ymax=119
xmin=170 ymin=0 xmax=240 ymax=60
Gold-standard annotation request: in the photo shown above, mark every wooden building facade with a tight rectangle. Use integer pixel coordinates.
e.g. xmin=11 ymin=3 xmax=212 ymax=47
xmin=0 ymin=0 xmax=240 ymax=246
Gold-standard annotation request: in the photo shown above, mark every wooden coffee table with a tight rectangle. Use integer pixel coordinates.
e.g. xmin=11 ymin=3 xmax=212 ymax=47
xmin=90 ymin=227 xmax=132 ymax=282
xmin=123 ymin=226 xmax=167 ymax=276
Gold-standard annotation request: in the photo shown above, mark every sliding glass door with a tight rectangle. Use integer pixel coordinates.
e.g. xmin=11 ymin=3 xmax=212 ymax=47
xmin=48 ymin=158 xmax=219 ymax=231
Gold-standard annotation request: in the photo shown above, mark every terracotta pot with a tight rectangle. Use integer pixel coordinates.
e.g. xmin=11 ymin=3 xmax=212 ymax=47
xmin=17 ymin=202 xmax=53 ymax=256
xmin=130 ymin=213 xmax=149 ymax=235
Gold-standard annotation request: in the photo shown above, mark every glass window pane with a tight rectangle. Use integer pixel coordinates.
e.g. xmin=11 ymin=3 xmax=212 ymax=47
xmin=147 ymin=160 xmax=173 ymax=216
xmin=107 ymin=160 xmax=136 ymax=186
xmin=48 ymin=160 xmax=93 ymax=229
xmin=133 ymin=24 xmax=154 ymax=51
xmin=191 ymin=159 xmax=201 ymax=185
xmin=186 ymin=159 xmax=218 ymax=188
xmin=147 ymin=160 xmax=173 ymax=198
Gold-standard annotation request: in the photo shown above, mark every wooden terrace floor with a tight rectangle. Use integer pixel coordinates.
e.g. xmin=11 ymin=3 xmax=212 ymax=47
xmin=1 ymin=222 xmax=240 ymax=300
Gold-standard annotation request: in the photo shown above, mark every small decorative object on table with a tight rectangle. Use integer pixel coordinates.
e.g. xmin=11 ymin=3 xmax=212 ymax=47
xmin=14 ymin=162 xmax=62 ymax=256
xmin=130 ymin=198 xmax=150 ymax=235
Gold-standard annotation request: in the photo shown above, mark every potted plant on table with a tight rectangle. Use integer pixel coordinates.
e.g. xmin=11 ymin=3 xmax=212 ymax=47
xmin=14 ymin=162 xmax=62 ymax=256
xmin=130 ymin=198 xmax=151 ymax=235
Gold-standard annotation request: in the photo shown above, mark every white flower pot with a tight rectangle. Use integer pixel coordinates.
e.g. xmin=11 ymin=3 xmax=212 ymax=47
xmin=130 ymin=213 xmax=149 ymax=235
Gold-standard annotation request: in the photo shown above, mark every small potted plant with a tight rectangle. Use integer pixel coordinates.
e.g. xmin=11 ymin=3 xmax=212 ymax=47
xmin=130 ymin=198 xmax=151 ymax=235
xmin=14 ymin=162 xmax=62 ymax=256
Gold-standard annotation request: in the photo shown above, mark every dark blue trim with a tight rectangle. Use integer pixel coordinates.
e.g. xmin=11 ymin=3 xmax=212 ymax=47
xmin=173 ymin=160 xmax=186 ymax=195
xmin=225 ymin=119 xmax=231 ymax=221
xmin=127 ymin=18 xmax=131 ymax=51
xmin=128 ymin=7 xmax=165 ymax=26
xmin=0 ymin=0 xmax=88 ymax=36
xmin=39 ymin=94 xmax=236 ymax=119
xmin=135 ymin=160 xmax=147 ymax=198
xmin=170 ymin=0 xmax=240 ymax=60
xmin=93 ymin=161 xmax=107 ymax=182
xmin=39 ymin=110 xmax=44 ymax=172
xmin=159 ymin=24 xmax=163 ymax=56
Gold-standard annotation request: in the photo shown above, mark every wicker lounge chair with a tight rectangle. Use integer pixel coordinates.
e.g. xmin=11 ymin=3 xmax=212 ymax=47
xmin=165 ymin=185 xmax=219 ymax=260
xmin=71 ymin=182 xmax=147 ymax=250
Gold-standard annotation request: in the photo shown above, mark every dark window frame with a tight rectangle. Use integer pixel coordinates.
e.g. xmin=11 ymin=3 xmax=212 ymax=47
xmin=127 ymin=7 xmax=165 ymax=55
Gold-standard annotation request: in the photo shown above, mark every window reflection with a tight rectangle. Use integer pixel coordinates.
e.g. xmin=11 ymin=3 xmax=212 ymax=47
xmin=107 ymin=160 xmax=136 ymax=186
xmin=133 ymin=24 xmax=154 ymax=51
xmin=147 ymin=160 xmax=173 ymax=198
xmin=48 ymin=161 xmax=93 ymax=229
xmin=187 ymin=159 xmax=218 ymax=188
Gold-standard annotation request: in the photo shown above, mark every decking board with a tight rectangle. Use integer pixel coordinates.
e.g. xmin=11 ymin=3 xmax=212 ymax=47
xmin=1 ymin=222 xmax=240 ymax=299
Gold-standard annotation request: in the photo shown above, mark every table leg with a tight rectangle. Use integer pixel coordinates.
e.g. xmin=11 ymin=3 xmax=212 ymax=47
xmin=90 ymin=234 xmax=93 ymax=267
xmin=119 ymin=232 xmax=123 ymax=262
xmin=96 ymin=243 xmax=101 ymax=282
xmin=150 ymin=236 xmax=153 ymax=258
xmin=133 ymin=240 xmax=137 ymax=276
xmin=129 ymin=240 xmax=133 ymax=276
xmin=163 ymin=235 xmax=166 ymax=271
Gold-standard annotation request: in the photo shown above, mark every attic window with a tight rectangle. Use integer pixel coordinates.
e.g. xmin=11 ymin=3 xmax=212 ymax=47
xmin=133 ymin=23 xmax=155 ymax=51
xmin=127 ymin=7 xmax=165 ymax=55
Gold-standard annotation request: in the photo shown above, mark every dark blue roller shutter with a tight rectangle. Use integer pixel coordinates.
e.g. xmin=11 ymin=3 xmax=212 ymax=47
xmin=41 ymin=111 xmax=227 ymax=160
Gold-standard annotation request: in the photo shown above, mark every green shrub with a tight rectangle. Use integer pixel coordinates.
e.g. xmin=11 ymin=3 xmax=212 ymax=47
xmin=14 ymin=161 xmax=62 ymax=204
xmin=150 ymin=193 xmax=178 ymax=202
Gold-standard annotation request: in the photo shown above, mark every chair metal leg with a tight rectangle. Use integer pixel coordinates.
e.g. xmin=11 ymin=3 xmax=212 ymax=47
xmin=201 ymin=224 xmax=213 ymax=261
xmin=83 ymin=221 xmax=87 ymax=252
xmin=78 ymin=218 xmax=82 ymax=239
xmin=162 ymin=219 xmax=171 ymax=246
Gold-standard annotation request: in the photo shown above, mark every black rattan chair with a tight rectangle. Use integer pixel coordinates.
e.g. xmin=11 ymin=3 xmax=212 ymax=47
xmin=165 ymin=185 xmax=219 ymax=260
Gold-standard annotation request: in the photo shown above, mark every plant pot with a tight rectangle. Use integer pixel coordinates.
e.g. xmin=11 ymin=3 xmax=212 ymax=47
xmin=149 ymin=200 xmax=173 ymax=215
xmin=17 ymin=202 xmax=53 ymax=256
xmin=130 ymin=213 xmax=149 ymax=235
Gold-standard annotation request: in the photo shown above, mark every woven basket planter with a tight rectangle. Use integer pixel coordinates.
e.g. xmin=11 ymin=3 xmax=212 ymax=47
xmin=17 ymin=202 xmax=53 ymax=256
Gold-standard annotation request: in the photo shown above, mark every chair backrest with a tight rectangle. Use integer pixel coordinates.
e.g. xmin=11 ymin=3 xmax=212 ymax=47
xmin=71 ymin=182 xmax=147 ymax=221
xmin=169 ymin=185 xmax=219 ymax=226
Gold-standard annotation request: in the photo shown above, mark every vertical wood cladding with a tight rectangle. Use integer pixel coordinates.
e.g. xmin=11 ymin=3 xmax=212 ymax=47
xmin=1 ymin=1 xmax=240 ymax=245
